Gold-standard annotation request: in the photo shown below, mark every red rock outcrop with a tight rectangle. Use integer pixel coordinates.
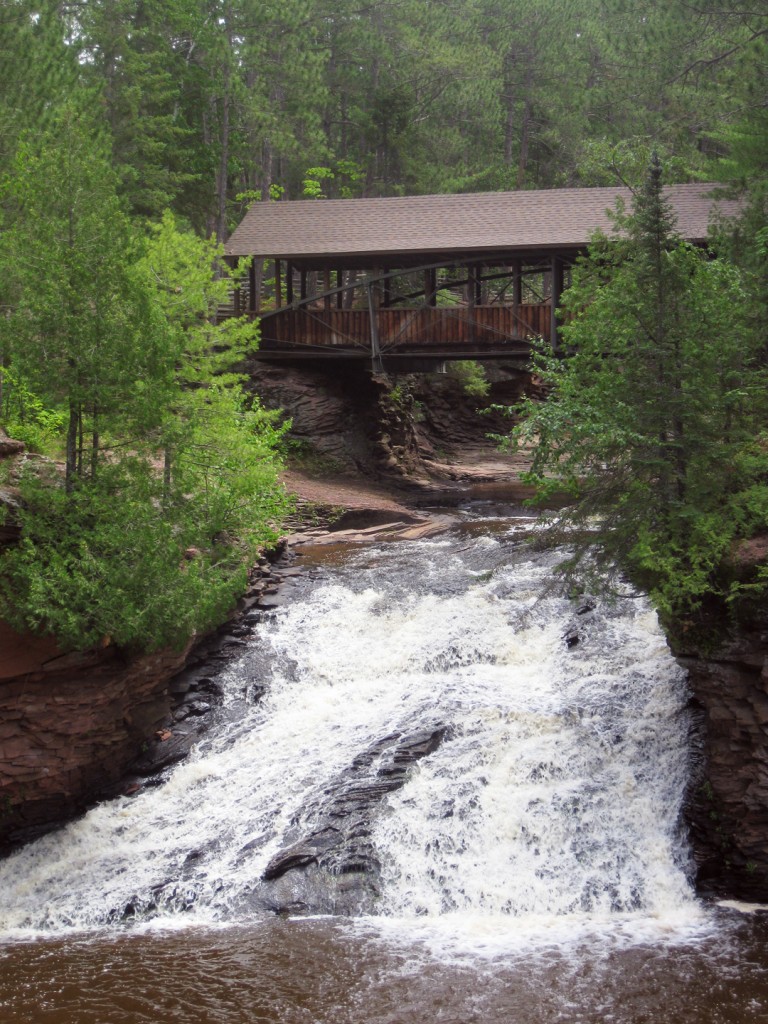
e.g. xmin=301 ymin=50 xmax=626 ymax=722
xmin=0 ymin=638 xmax=192 ymax=850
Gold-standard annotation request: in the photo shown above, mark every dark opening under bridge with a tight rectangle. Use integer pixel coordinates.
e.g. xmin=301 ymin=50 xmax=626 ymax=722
xmin=224 ymin=184 xmax=735 ymax=372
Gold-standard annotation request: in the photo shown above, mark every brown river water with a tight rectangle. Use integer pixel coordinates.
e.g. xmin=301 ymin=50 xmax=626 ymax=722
xmin=3 ymin=913 xmax=768 ymax=1023
xmin=1 ymin=510 xmax=767 ymax=1023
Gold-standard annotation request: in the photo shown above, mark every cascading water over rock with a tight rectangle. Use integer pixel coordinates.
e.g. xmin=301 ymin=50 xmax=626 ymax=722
xmin=0 ymin=513 xmax=700 ymax=944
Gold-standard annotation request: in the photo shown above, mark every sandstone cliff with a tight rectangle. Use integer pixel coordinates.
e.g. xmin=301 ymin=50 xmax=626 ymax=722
xmin=677 ymin=604 xmax=768 ymax=900
xmin=0 ymin=636 xmax=192 ymax=850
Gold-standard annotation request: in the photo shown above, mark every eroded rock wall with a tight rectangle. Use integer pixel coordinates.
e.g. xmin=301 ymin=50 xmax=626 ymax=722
xmin=677 ymin=611 xmax=768 ymax=900
xmin=0 ymin=643 xmax=192 ymax=850
xmin=246 ymin=359 xmax=534 ymax=478
xmin=246 ymin=362 xmax=398 ymax=475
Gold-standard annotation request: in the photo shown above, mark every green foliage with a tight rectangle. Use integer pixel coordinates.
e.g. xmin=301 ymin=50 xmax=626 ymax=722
xmin=0 ymin=369 xmax=65 ymax=454
xmin=0 ymin=104 xmax=166 ymax=485
xmin=448 ymin=361 xmax=490 ymax=399
xmin=0 ymin=136 xmax=289 ymax=654
xmin=160 ymin=381 xmax=290 ymax=552
xmin=302 ymin=161 xmax=364 ymax=200
xmin=509 ymin=159 xmax=767 ymax=621
xmin=0 ymin=456 xmax=285 ymax=653
xmin=388 ymin=383 xmax=409 ymax=409
xmin=3 ymin=0 xmax=756 ymax=219
xmin=302 ymin=167 xmax=335 ymax=199
xmin=0 ymin=384 xmax=288 ymax=654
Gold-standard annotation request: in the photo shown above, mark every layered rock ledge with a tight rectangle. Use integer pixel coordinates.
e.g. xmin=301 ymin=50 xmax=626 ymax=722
xmin=677 ymin=607 xmax=768 ymax=900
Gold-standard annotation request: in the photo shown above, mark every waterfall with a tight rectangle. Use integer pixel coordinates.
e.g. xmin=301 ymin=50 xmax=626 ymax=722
xmin=0 ymin=516 xmax=702 ymax=945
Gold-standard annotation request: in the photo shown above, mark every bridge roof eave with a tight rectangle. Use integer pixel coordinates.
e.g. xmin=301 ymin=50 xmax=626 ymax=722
xmin=229 ymin=244 xmax=589 ymax=270
xmin=224 ymin=184 xmax=735 ymax=264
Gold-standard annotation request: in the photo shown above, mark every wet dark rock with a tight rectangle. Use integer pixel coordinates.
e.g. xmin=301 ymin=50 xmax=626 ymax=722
xmin=228 ymin=624 xmax=252 ymax=638
xmin=576 ymin=599 xmax=597 ymax=615
xmin=256 ymin=726 xmax=448 ymax=915
xmin=173 ymin=700 xmax=212 ymax=722
xmin=262 ymin=827 xmax=341 ymax=880
xmin=237 ymin=593 xmax=262 ymax=612
xmin=564 ymin=627 xmax=580 ymax=649
xmin=218 ymin=636 xmax=249 ymax=650
xmin=168 ymin=667 xmax=215 ymax=695
xmin=677 ymin=605 xmax=768 ymax=900
xmin=130 ymin=723 xmax=209 ymax=776
xmin=191 ymin=679 xmax=224 ymax=699
xmin=247 ymin=683 xmax=267 ymax=703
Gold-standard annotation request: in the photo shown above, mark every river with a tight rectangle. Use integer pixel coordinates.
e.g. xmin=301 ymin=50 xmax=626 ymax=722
xmin=1 ymin=504 xmax=767 ymax=1023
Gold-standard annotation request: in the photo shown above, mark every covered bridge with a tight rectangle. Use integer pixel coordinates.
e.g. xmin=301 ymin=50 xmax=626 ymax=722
xmin=224 ymin=184 xmax=736 ymax=371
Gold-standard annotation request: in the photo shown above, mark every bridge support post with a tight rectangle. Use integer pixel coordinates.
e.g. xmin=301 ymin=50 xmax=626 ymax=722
xmin=248 ymin=258 xmax=258 ymax=314
xmin=424 ymin=268 xmax=437 ymax=306
xmin=550 ymin=256 xmax=564 ymax=353
xmin=366 ymin=280 xmax=384 ymax=374
xmin=232 ymin=256 xmax=242 ymax=316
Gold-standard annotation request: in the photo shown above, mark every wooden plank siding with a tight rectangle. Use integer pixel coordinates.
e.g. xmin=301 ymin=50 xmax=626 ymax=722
xmin=259 ymin=303 xmax=551 ymax=353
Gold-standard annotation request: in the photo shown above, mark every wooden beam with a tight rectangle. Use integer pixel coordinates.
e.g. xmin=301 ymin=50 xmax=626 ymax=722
xmin=336 ymin=268 xmax=343 ymax=309
xmin=424 ymin=268 xmax=437 ymax=307
xmin=550 ymin=255 xmax=564 ymax=352
xmin=232 ymin=257 xmax=242 ymax=316
xmin=366 ymin=280 xmax=383 ymax=373
xmin=512 ymin=260 xmax=522 ymax=308
xmin=286 ymin=261 xmax=293 ymax=304
xmin=249 ymin=259 xmax=258 ymax=314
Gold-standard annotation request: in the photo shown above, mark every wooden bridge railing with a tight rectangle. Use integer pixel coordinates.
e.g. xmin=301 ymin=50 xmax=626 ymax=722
xmin=259 ymin=303 xmax=551 ymax=354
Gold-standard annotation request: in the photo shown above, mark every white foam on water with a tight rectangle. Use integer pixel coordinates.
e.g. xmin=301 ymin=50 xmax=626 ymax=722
xmin=0 ymin=528 xmax=704 ymax=952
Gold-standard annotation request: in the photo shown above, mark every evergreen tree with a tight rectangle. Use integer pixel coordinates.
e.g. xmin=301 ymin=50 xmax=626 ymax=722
xmin=0 ymin=107 xmax=161 ymax=490
xmin=0 ymin=114 xmax=289 ymax=654
xmin=510 ymin=158 xmax=767 ymax=623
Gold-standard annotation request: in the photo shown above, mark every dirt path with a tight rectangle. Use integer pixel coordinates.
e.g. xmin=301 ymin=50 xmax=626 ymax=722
xmin=281 ymin=469 xmax=423 ymax=521
xmin=280 ymin=446 xmax=535 ymax=547
xmin=283 ymin=441 xmax=532 ymax=510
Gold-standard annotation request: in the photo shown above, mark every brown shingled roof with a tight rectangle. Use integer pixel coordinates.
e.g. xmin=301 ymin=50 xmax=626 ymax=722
xmin=225 ymin=184 xmax=739 ymax=263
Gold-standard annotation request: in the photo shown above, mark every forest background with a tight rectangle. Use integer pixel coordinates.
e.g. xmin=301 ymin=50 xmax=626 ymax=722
xmin=0 ymin=0 xmax=766 ymax=653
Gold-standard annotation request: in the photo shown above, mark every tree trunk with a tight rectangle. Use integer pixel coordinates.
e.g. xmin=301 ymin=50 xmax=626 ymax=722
xmin=215 ymin=48 xmax=231 ymax=243
xmin=77 ymin=406 xmax=84 ymax=477
xmin=65 ymin=401 xmax=79 ymax=494
xmin=502 ymin=50 xmax=516 ymax=167
xmin=90 ymin=405 xmax=99 ymax=480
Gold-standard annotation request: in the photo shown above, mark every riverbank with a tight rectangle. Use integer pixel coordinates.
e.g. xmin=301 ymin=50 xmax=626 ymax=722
xmin=2 ymin=443 xmax=767 ymax=904
xmin=0 ymin=448 xmax=521 ymax=852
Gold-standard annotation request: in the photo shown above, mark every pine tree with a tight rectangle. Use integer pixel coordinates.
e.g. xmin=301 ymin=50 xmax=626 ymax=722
xmin=510 ymin=158 xmax=766 ymax=622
